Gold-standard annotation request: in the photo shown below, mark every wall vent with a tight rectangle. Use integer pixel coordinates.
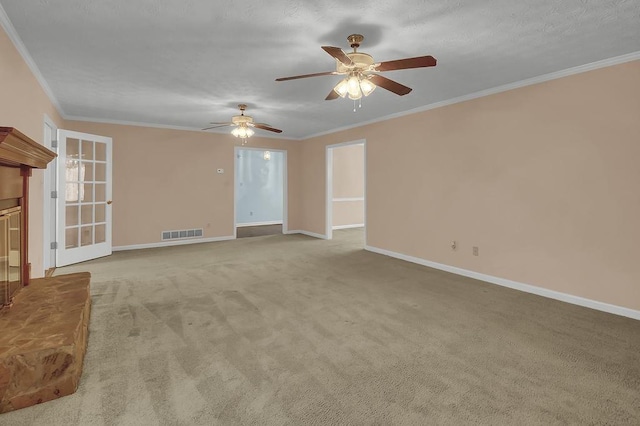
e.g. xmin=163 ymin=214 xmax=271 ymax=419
xmin=161 ymin=228 xmax=204 ymax=241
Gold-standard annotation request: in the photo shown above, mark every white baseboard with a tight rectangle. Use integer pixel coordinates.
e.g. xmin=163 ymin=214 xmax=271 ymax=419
xmin=333 ymin=224 xmax=365 ymax=230
xmin=113 ymin=235 xmax=236 ymax=251
xmin=285 ymin=230 xmax=328 ymax=240
xmin=236 ymin=221 xmax=283 ymax=227
xmin=365 ymin=245 xmax=640 ymax=321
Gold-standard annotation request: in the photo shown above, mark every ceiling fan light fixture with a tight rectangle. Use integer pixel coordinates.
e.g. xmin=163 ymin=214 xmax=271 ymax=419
xmin=333 ymin=79 xmax=349 ymax=98
xmin=360 ymin=77 xmax=376 ymax=97
xmin=347 ymin=74 xmax=362 ymax=100
xmin=231 ymin=125 xmax=254 ymax=139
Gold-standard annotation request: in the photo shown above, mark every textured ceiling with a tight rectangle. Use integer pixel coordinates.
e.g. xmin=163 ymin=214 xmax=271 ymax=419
xmin=1 ymin=0 xmax=639 ymax=139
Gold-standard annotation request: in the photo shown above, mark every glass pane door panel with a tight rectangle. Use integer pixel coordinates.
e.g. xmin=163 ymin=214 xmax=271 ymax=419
xmin=67 ymin=138 xmax=80 ymax=159
xmin=95 ymin=184 xmax=106 ymax=202
xmin=65 ymin=227 xmax=79 ymax=249
xmin=95 ymin=224 xmax=106 ymax=244
xmin=95 ymin=204 xmax=106 ymax=223
xmin=95 ymin=143 xmax=106 ymax=161
xmin=82 ymin=162 xmax=94 ymax=181
xmin=81 ymin=183 xmax=94 ymax=202
xmin=66 ymin=205 xmax=79 ymax=226
xmin=66 ymin=183 xmax=79 ymax=202
xmin=81 ymin=205 xmax=93 ymax=224
xmin=80 ymin=226 xmax=93 ymax=246
xmin=95 ymin=163 xmax=106 ymax=182
xmin=82 ymin=140 xmax=94 ymax=160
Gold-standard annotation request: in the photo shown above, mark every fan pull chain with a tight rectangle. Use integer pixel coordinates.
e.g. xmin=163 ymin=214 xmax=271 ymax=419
xmin=359 ymin=99 xmax=362 ymax=108
xmin=353 ymin=100 xmax=357 ymax=112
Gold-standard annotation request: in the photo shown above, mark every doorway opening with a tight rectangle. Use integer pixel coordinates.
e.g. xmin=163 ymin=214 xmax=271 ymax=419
xmin=234 ymin=147 xmax=287 ymax=238
xmin=326 ymin=140 xmax=366 ymax=245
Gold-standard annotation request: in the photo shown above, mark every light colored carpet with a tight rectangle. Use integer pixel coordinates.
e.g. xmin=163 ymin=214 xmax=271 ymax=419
xmin=3 ymin=229 xmax=639 ymax=425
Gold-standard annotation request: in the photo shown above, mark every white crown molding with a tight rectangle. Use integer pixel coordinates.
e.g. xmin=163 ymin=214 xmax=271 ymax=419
xmin=365 ymin=244 xmax=640 ymax=321
xmin=65 ymin=115 xmax=300 ymax=140
xmin=303 ymin=51 xmax=640 ymax=140
xmin=0 ymin=3 xmax=65 ymax=117
xmin=284 ymin=230 xmax=328 ymax=239
xmin=113 ymin=235 xmax=235 ymax=251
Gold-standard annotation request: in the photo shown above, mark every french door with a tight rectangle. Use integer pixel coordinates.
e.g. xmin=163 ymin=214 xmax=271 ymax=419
xmin=56 ymin=130 xmax=112 ymax=266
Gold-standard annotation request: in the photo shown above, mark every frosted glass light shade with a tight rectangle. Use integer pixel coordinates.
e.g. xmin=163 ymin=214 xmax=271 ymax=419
xmin=231 ymin=125 xmax=254 ymax=138
xmin=333 ymin=79 xmax=349 ymax=97
xmin=360 ymin=78 xmax=376 ymax=96
xmin=347 ymin=75 xmax=362 ymax=100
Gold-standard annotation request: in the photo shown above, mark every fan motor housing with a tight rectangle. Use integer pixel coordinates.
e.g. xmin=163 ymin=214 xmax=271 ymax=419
xmin=232 ymin=115 xmax=253 ymax=125
xmin=337 ymin=52 xmax=375 ymax=73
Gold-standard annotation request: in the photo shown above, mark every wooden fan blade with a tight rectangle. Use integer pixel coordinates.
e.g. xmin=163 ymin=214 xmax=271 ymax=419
xmin=376 ymin=55 xmax=437 ymax=72
xmin=253 ymin=123 xmax=283 ymax=133
xmin=202 ymin=123 xmax=233 ymax=131
xmin=321 ymin=46 xmax=353 ymax=65
xmin=368 ymin=74 xmax=412 ymax=96
xmin=325 ymin=89 xmax=340 ymax=100
xmin=276 ymin=71 xmax=337 ymax=81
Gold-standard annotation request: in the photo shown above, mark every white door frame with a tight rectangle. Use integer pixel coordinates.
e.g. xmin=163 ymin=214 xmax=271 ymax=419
xmin=234 ymin=146 xmax=288 ymax=238
xmin=325 ymin=139 xmax=367 ymax=241
xmin=42 ymin=114 xmax=58 ymax=271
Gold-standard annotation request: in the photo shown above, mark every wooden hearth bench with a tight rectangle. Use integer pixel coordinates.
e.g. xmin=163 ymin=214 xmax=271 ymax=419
xmin=0 ymin=273 xmax=91 ymax=413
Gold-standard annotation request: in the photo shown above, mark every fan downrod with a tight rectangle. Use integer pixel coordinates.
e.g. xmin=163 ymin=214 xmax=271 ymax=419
xmin=238 ymin=104 xmax=247 ymax=114
xmin=348 ymin=34 xmax=364 ymax=51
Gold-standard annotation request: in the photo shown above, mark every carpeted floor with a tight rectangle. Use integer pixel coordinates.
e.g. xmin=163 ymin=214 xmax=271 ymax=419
xmin=4 ymin=229 xmax=639 ymax=425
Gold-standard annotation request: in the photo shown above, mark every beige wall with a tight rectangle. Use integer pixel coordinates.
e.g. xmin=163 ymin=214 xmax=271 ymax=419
xmin=66 ymin=121 xmax=300 ymax=247
xmin=0 ymin=25 xmax=65 ymax=278
xmin=332 ymin=144 xmax=364 ymax=227
xmin=301 ymin=60 xmax=640 ymax=312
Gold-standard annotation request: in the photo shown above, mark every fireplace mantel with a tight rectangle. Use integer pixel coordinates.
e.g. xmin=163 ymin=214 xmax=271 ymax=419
xmin=0 ymin=127 xmax=55 ymax=168
xmin=0 ymin=127 xmax=56 ymax=307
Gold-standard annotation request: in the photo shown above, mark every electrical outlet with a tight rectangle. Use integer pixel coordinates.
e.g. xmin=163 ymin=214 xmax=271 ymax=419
xmin=217 ymin=168 xmax=224 ymax=174
xmin=473 ymin=246 xmax=479 ymax=256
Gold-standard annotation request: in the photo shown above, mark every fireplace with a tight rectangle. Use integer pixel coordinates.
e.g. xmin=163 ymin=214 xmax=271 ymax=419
xmin=0 ymin=128 xmax=92 ymax=413
xmin=0 ymin=206 xmax=22 ymax=307
xmin=0 ymin=127 xmax=56 ymax=309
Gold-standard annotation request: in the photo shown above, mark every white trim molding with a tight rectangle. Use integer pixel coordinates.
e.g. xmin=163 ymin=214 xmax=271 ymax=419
xmin=236 ymin=221 xmax=283 ymax=227
xmin=333 ymin=197 xmax=364 ymax=202
xmin=285 ymin=230 xmax=328 ymax=240
xmin=113 ymin=235 xmax=235 ymax=251
xmin=0 ymin=4 xmax=64 ymax=116
xmin=333 ymin=224 xmax=364 ymax=230
xmin=365 ymin=244 xmax=640 ymax=321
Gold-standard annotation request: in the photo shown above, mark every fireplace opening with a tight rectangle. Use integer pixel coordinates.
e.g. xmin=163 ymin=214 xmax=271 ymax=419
xmin=0 ymin=205 xmax=21 ymax=308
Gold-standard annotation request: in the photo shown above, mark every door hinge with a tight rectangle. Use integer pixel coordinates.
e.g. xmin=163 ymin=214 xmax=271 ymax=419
xmin=51 ymin=242 xmax=58 ymax=249
xmin=51 ymin=191 xmax=58 ymax=199
xmin=51 ymin=140 xmax=58 ymax=148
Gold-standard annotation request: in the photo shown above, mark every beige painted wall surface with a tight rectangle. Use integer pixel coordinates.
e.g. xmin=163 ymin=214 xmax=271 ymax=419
xmin=66 ymin=121 xmax=299 ymax=247
xmin=302 ymin=60 xmax=640 ymax=312
xmin=0 ymin=25 xmax=65 ymax=278
xmin=333 ymin=201 xmax=364 ymax=227
xmin=332 ymin=144 xmax=364 ymax=227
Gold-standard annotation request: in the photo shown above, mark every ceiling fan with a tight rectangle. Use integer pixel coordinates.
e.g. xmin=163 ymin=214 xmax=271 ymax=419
xmin=276 ymin=34 xmax=437 ymax=101
xmin=202 ymin=104 xmax=282 ymax=143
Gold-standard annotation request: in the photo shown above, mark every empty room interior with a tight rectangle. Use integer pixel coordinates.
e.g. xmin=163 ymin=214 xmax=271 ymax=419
xmin=0 ymin=1 xmax=639 ymax=424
